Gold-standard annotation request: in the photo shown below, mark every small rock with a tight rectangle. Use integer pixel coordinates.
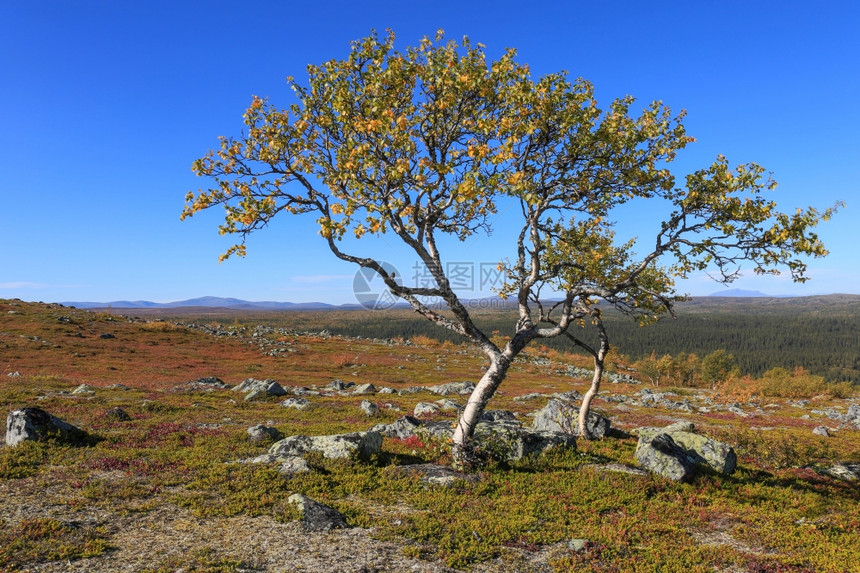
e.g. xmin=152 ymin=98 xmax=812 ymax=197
xmin=371 ymin=415 xmax=422 ymax=439
xmin=822 ymin=462 xmax=860 ymax=481
xmin=233 ymin=378 xmax=287 ymax=399
xmin=278 ymin=456 xmax=311 ymax=476
xmin=812 ymin=426 xmax=831 ymax=437
xmin=566 ymin=539 xmax=590 ymax=552
xmin=359 ymin=400 xmax=380 ymax=416
xmin=99 ymin=333 xmax=115 ymax=339
xmin=435 ymin=399 xmax=462 ymax=411
xmin=352 ymin=383 xmax=377 ymax=395
xmin=428 ymin=381 xmax=475 ymax=395
xmin=414 ymin=402 xmax=440 ymax=417
xmin=104 ymin=407 xmax=131 ymax=421
xmin=282 ymin=397 xmax=311 ymax=410
xmin=71 ymin=384 xmax=95 ymax=396
xmin=326 ymin=380 xmax=354 ymax=391
xmin=247 ymin=424 xmax=281 ymax=442
xmin=288 ymin=493 xmax=349 ymax=531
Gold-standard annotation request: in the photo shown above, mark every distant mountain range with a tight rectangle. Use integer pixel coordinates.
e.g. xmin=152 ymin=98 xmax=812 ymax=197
xmin=62 ymin=296 xmax=341 ymax=311
xmin=63 ymin=290 xmax=803 ymax=310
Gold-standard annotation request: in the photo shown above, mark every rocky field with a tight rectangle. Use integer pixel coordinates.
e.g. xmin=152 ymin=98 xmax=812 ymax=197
xmin=1 ymin=299 xmax=858 ymax=572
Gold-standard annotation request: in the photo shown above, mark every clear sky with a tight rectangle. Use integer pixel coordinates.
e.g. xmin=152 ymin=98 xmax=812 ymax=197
xmin=1 ymin=0 xmax=858 ymax=305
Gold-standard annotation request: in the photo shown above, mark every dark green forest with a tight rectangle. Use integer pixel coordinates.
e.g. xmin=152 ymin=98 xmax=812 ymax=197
xmin=153 ymin=295 xmax=860 ymax=384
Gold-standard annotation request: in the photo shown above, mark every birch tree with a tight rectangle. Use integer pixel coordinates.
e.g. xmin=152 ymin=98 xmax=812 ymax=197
xmin=183 ymin=30 xmax=837 ymax=464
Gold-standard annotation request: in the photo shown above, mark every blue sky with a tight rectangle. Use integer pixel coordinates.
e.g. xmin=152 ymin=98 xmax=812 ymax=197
xmin=1 ymin=0 xmax=858 ymax=305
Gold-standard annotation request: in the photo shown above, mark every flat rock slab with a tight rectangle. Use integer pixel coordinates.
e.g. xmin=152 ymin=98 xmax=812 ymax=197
xmin=269 ymin=431 xmax=382 ymax=460
xmin=391 ymin=463 xmax=481 ymax=487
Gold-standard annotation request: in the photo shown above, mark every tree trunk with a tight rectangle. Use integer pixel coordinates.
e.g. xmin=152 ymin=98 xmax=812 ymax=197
xmin=451 ymin=355 xmax=512 ymax=467
xmin=577 ymin=314 xmax=609 ymax=439
xmin=577 ymin=358 xmax=604 ymax=438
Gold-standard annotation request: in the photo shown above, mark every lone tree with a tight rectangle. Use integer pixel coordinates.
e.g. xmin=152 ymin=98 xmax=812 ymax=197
xmin=183 ymin=30 xmax=837 ymax=463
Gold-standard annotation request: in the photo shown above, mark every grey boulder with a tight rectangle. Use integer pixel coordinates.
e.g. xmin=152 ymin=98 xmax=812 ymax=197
xmin=531 ymin=398 xmax=611 ymax=437
xmin=636 ymin=426 xmax=737 ymax=475
xmin=634 ymin=433 xmax=696 ymax=482
xmin=6 ymin=407 xmax=87 ymax=447
xmin=269 ymin=431 xmax=382 ymax=460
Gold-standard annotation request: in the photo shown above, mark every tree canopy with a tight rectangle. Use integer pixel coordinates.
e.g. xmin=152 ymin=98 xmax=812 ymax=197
xmin=183 ymin=30 xmax=837 ymax=459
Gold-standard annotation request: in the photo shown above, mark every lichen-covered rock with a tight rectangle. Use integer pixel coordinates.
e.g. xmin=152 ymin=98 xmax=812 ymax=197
xmin=413 ymin=402 xmax=440 ymax=417
xmin=232 ymin=378 xmax=287 ymax=399
xmin=481 ymin=410 xmax=517 ymax=422
xmin=428 ymin=381 xmax=475 ymax=395
xmin=821 ymin=462 xmax=860 ymax=481
xmin=636 ymin=426 xmax=736 ymax=474
xmin=6 ymin=407 xmax=87 ymax=446
xmin=288 ymin=493 xmax=349 ymax=531
xmin=371 ymin=415 xmax=422 ymax=439
xmin=281 ymin=397 xmax=311 ymax=410
xmin=473 ymin=421 xmax=577 ymax=461
xmin=269 ymin=431 xmax=382 ymax=460
xmin=352 ymin=383 xmax=377 ymax=395
xmin=277 ymin=456 xmax=311 ymax=476
xmin=247 ymin=424 xmax=281 ymax=442
xmin=359 ymin=400 xmax=380 ymax=417
xmin=812 ymin=426 xmax=831 ymax=437
xmin=104 ymin=406 xmax=131 ymax=421
xmin=531 ymin=398 xmax=610 ymax=437
xmin=635 ymin=433 xmax=696 ymax=482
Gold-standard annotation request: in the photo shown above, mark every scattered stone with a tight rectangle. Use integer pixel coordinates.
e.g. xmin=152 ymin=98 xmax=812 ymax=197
xmin=435 ymin=399 xmax=462 ymax=411
xmin=325 ymin=380 xmax=354 ymax=391
xmin=6 ymin=407 xmax=87 ymax=446
xmin=531 ymin=398 xmax=611 ymax=437
xmin=352 ymin=383 xmax=377 ymax=395
xmin=371 ymin=415 xmax=422 ymax=439
xmin=553 ymin=390 xmax=582 ymax=402
xmin=392 ymin=463 xmax=480 ymax=487
xmin=269 ymin=431 xmax=382 ymax=460
xmin=398 ymin=386 xmax=426 ymax=395
xmin=277 ymin=455 xmax=311 ymax=476
xmin=288 ymin=493 xmax=349 ymax=531
xmin=7 ymin=371 xmax=20 ymax=377
xmin=359 ymin=400 xmax=380 ymax=417
xmin=588 ymin=463 xmax=649 ymax=477
xmin=821 ymin=462 xmax=860 ymax=481
xmin=71 ymin=384 xmax=95 ymax=396
xmin=104 ymin=406 xmax=131 ymax=421
xmin=635 ymin=433 xmax=696 ymax=482
xmin=812 ymin=426 xmax=831 ymax=437
xmin=281 ymin=397 xmax=311 ymax=410
xmin=99 ymin=333 xmax=115 ymax=339
xmin=378 ymin=386 xmax=396 ymax=394
xmin=413 ymin=402 xmax=440 ymax=417
xmin=727 ymin=405 xmax=751 ymax=418
xmin=188 ymin=376 xmax=230 ymax=389
xmin=232 ymin=378 xmax=287 ymax=400
xmin=513 ymin=392 xmax=545 ymax=402
xmin=247 ymin=424 xmax=281 ymax=443
xmin=428 ymin=381 xmax=475 ymax=395
xmin=566 ymin=539 xmax=590 ymax=552
xmin=480 ymin=409 xmax=517 ymax=422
